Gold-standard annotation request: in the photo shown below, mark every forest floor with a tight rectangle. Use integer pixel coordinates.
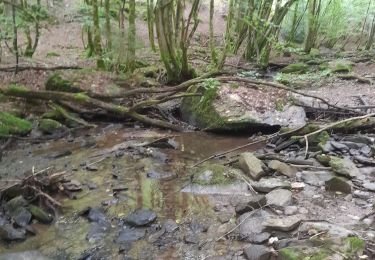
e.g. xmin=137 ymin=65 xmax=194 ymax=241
xmin=1 ymin=1 xmax=375 ymax=260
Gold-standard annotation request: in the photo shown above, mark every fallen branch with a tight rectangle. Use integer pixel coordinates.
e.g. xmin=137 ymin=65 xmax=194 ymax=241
xmin=0 ymin=65 xmax=82 ymax=72
xmin=337 ymin=74 xmax=373 ymax=84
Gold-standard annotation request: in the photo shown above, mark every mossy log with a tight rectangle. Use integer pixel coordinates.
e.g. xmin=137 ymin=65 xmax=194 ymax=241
xmin=0 ymin=85 xmax=183 ymax=131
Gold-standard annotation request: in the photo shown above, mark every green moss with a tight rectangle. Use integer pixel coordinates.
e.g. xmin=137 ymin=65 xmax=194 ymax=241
xmin=0 ymin=112 xmax=32 ymax=136
xmin=39 ymin=119 xmax=63 ymax=134
xmin=279 ymin=248 xmax=300 ymax=260
xmin=45 ymin=73 xmax=82 ymax=93
xmin=192 ymin=164 xmax=237 ymax=185
xmin=8 ymin=84 xmax=29 ymax=94
xmin=280 ymin=63 xmax=309 ymax=74
xmin=73 ymin=93 xmax=90 ymax=102
xmin=46 ymin=52 xmax=60 ymax=58
xmin=316 ymin=154 xmax=331 ymax=166
xmin=345 ymin=237 xmax=365 ymax=255
xmin=27 ymin=205 xmax=53 ymax=224
xmin=310 ymin=250 xmax=329 ymax=260
xmin=328 ymin=60 xmax=353 ymax=74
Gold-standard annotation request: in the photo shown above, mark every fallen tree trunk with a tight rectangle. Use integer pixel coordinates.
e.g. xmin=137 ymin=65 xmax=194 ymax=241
xmin=0 ymin=65 xmax=82 ymax=72
xmin=0 ymin=85 xmax=184 ymax=131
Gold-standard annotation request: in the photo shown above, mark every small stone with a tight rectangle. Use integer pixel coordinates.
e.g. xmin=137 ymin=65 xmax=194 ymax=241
xmin=63 ymin=179 xmax=82 ymax=191
xmin=291 ymin=182 xmax=305 ymax=190
xmin=164 ymin=219 xmax=178 ymax=233
xmin=300 ymin=171 xmax=335 ymax=186
xmin=234 ymin=195 xmax=267 ymax=215
xmin=299 ymin=207 xmax=308 ymax=214
xmin=116 ymin=228 xmax=146 ymax=243
xmin=237 ymin=211 xmax=270 ymax=243
xmin=87 ymin=182 xmax=98 ymax=190
xmin=263 ymin=215 xmax=302 ymax=232
xmin=284 ymin=206 xmax=298 ymax=215
xmin=325 ymin=176 xmax=352 ymax=194
xmin=238 ymin=152 xmax=265 ymax=180
xmin=243 ymin=244 xmax=272 ymax=260
xmin=217 ymin=212 xmax=233 ymax=223
xmin=87 ymin=208 xmax=107 ymax=223
xmin=112 ymin=185 xmax=128 ymax=192
xmin=329 ymin=156 xmax=360 ymax=178
xmin=184 ymin=233 xmax=199 ymax=244
xmin=13 ymin=207 xmax=32 ymax=227
xmin=0 ymin=224 xmax=26 ymax=241
xmin=363 ymin=218 xmax=373 ymax=225
xmin=124 ymin=209 xmax=157 ymax=227
xmin=353 ymin=190 xmax=371 ymax=200
xmin=147 ymin=227 xmax=166 ymax=243
xmin=86 ymin=222 xmax=110 ymax=242
xmin=363 ymin=182 xmax=375 ymax=191
xmin=85 ymin=165 xmax=99 ymax=171
xmin=251 ymin=178 xmax=291 ymax=193
xmin=268 ymin=160 xmax=297 ymax=178
xmin=265 ymin=189 xmax=293 ymax=208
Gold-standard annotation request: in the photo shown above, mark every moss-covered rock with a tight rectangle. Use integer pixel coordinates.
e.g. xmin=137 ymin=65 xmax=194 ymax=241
xmin=191 ymin=163 xmax=239 ymax=185
xmin=27 ymin=205 xmax=53 ymax=224
xmin=329 ymin=156 xmax=360 ymax=178
xmin=38 ymin=119 xmax=64 ymax=134
xmin=0 ymin=112 xmax=32 ymax=136
xmin=280 ymin=63 xmax=309 ymax=74
xmin=328 ymin=59 xmax=353 ymax=73
xmin=45 ymin=73 xmax=82 ymax=93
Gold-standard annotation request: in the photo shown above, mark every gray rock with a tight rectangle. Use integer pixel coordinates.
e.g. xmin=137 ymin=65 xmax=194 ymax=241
xmin=243 ymin=244 xmax=272 ymax=260
xmin=238 ymin=153 xmax=265 ymax=180
xmin=234 ymin=195 xmax=267 ymax=215
xmin=353 ymin=190 xmax=371 ymax=199
xmin=252 ymin=178 xmax=291 ymax=193
xmin=343 ymin=135 xmax=373 ymax=145
xmin=13 ymin=207 xmax=32 ymax=227
xmin=325 ymin=176 xmax=352 ymax=193
xmin=330 ymin=141 xmax=349 ymax=151
xmin=124 ymin=209 xmax=157 ymax=227
xmin=300 ymin=222 xmax=354 ymax=237
xmin=116 ymin=228 xmax=146 ymax=243
xmin=363 ymin=182 xmax=375 ymax=191
xmin=147 ymin=227 xmax=166 ymax=243
xmin=87 ymin=208 xmax=107 ymax=223
xmin=164 ymin=219 xmax=179 ymax=233
xmin=300 ymin=171 xmax=335 ymax=186
xmin=217 ymin=212 xmax=233 ymax=223
xmin=86 ymin=222 xmax=110 ymax=242
xmin=184 ymin=233 xmax=199 ymax=244
xmin=263 ymin=215 xmax=302 ymax=232
xmin=265 ymin=189 xmax=293 ymax=208
xmin=284 ymin=206 xmax=298 ymax=215
xmin=4 ymin=196 xmax=28 ymax=215
xmin=341 ymin=141 xmax=365 ymax=149
xmin=147 ymin=170 xmax=177 ymax=180
xmin=0 ymin=251 xmax=50 ymax=260
xmin=0 ymin=224 xmax=26 ymax=241
xmin=268 ymin=160 xmax=297 ymax=178
xmin=237 ymin=210 xmax=270 ymax=243
xmin=181 ymin=183 xmax=250 ymax=195
xmin=329 ymin=156 xmax=360 ymax=178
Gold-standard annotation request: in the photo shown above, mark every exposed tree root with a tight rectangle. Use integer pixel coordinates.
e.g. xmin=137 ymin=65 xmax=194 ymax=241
xmin=0 ymin=65 xmax=82 ymax=72
xmin=337 ymin=73 xmax=373 ymax=84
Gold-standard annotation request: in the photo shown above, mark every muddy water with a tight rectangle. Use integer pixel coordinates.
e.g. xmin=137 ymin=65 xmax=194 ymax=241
xmin=0 ymin=124 xmax=259 ymax=259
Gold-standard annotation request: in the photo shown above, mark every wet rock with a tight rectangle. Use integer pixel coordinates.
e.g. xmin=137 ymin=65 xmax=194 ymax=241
xmin=325 ymin=177 xmax=352 ymax=193
xmin=86 ymin=222 xmax=110 ymax=242
xmin=268 ymin=160 xmax=297 ymax=178
xmin=329 ymin=156 xmax=360 ymax=178
xmin=330 ymin=141 xmax=349 ymax=152
xmin=62 ymin=179 xmax=82 ymax=191
xmin=27 ymin=205 xmax=53 ymax=224
xmin=0 ymin=251 xmax=50 ymax=260
xmin=300 ymin=171 xmax=335 ymax=186
xmin=0 ymin=224 xmax=26 ymax=241
xmin=284 ymin=206 xmax=298 ymax=215
xmin=263 ymin=215 xmax=302 ymax=232
xmin=184 ymin=233 xmax=199 ymax=244
xmin=343 ymin=135 xmax=373 ymax=145
xmin=164 ymin=219 xmax=179 ymax=233
xmin=243 ymin=244 xmax=272 ymax=260
xmin=13 ymin=207 xmax=32 ymax=227
xmin=87 ymin=208 xmax=107 ymax=224
xmin=4 ymin=196 xmax=28 ymax=215
xmin=237 ymin=210 xmax=270 ymax=243
xmin=251 ymin=178 xmax=291 ymax=193
xmin=265 ymin=189 xmax=292 ymax=208
xmin=181 ymin=183 xmax=250 ymax=195
xmin=115 ymin=228 xmax=146 ymax=243
xmin=238 ymin=153 xmax=265 ymax=180
xmin=363 ymin=182 xmax=375 ymax=191
xmin=124 ymin=209 xmax=157 ymax=227
xmin=234 ymin=195 xmax=267 ymax=215
xmin=146 ymin=170 xmax=177 ymax=180
xmin=300 ymin=222 xmax=354 ymax=237
xmin=341 ymin=141 xmax=365 ymax=149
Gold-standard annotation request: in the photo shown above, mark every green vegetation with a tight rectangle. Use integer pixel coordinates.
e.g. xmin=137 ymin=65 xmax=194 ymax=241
xmin=38 ymin=119 xmax=63 ymax=134
xmin=45 ymin=73 xmax=82 ymax=93
xmin=192 ymin=164 xmax=237 ymax=186
xmin=0 ymin=112 xmax=32 ymax=136
xmin=280 ymin=63 xmax=309 ymax=74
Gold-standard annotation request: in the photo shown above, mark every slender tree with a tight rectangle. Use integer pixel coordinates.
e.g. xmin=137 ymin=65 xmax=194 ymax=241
xmin=127 ymin=0 xmax=136 ymax=72
xmin=92 ymin=0 xmax=105 ymax=68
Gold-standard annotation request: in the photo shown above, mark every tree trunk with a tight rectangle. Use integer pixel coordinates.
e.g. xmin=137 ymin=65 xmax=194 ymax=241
xmin=147 ymin=0 xmax=156 ymax=51
xmin=209 ymin=0 xmax=218 ymax=66
xmin=12 ymin=3 xmax=19 ymax=74
xmin=104 ymin=0 xmax=112 ymax=50
xmin=127 ymin=0 xmax=136 ymax=72
xmin=366 ymin=12 xmax=375 ymax=50
xmin=92 ymin=0 xmax=105 ymax=69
